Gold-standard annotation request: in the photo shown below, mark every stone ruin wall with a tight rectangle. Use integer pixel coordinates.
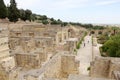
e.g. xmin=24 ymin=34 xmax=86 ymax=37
xmin=23 ymin=53 xmax=79 ymax=80
xmin=108 ymin=60 xmax=120 ymax=78
xmin=90 ymin=57 xmax=110 ymax=78
xmin=15 ymin=54 xmax=41 ymax=69
xmin=0 ymin=23 xmax=83 ymax=80
xmin=44 ymin=53 xmax=62 ymax=78
xmin=61 ymin=55 xmax=79 ymax=78
xmin=23 ymin=53 xmax=62 ymax=80
xmin=90 ymin=57 xmax=120 ymax=79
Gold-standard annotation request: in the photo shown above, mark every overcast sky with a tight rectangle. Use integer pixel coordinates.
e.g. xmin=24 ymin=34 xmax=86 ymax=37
xmin=4 ymin=0 xmax=120 ymax=24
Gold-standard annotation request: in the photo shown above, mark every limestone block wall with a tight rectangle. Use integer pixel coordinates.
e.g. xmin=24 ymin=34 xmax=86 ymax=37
xmin=9 ymin=68 xmax=21 ymax=80
xmin=90 ymin=57 xmax=120 ymax=79
xmin=8 ymin=38 xmax=20 ymax=50
xmin=0 ymin=60 xmax=20 ymax=80
xmin=55 ymin=30 xmax=68 ymax=45
xmin=108 ymin=61 xmax=120 ymax=78
xmin=0 ymin=37 xmax=10 ymax=60
xmin=37 ymin=52 xmax=47 ymax=63
xmin=90 ymin=57 xmax=110 ymax=78
xmin=15 ymin=54 xmax=41 ymax=69
xmin=21 ymin=53 xmax=62 ymax=80
xmin=44 ymin=54 xmax=61 ymax=78
xmin=22 ymin=53 xmax=79 ymax=80
xmin=9 ymin=37 xmax=55 ymax=54
xmin=113 ymin=71 xmax=120 ymax=80
xmin=64 ymin=40 xmax=77 ymax=54
xmin=61 ymin=55 xmax=79 ymax=77
xmin=0 ymin=57 xmax=16 ymax=71
xmin=14 ymin=49 xmax=47 ymax=69
xmin=0 ymin=63 xmax=9 ymax=80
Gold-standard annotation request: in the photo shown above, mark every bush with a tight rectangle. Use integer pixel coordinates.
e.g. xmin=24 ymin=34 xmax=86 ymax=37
xmin=87 ymin=67 xmax=90 ymax=71
xmin=76 ymin=32 xmax=87 ymax=49
xmin=101 ymin=34 xmax=120 ymax=57
xmin=97 ymin=35 xmax=109 ymax=44
xmin=42 ymin=20 xmax=49 ymax=25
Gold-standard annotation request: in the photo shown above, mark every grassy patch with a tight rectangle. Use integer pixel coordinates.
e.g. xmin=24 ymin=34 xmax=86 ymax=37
xmin=76 ymin=32 xmax=87 ymax=49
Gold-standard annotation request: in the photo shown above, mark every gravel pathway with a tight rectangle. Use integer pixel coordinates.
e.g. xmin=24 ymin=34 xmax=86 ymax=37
xmin=76 ymin=36 xmax=92 ymax=75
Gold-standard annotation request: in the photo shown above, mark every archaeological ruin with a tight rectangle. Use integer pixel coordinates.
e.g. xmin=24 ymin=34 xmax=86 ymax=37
xmin=0 ymin=19 xmax=120 ymax=80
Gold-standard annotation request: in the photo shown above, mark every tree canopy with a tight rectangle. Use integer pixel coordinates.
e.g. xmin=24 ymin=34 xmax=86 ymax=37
xmin=0 ymin=0 xmax=7 ymax=18
xmin=101 ymin=33 xmax=120 ymax=57
xmin=8 ymin=0 xmax=19 ymax=22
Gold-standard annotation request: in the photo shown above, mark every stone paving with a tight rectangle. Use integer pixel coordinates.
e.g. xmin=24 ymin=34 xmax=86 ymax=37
xmin=76 ymin=35 xmax=92 ymax=75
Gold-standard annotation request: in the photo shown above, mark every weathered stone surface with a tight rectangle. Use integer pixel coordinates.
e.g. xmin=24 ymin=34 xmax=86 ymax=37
xmin=0 ymin=22 xmax=86 ymax=80
xmin=68 ymin=74 xmax=115 ymax=80
xmin=90 ymin=56 xmax=120 ymax=79
xmin=19 ymin=52 xmax=79 ymax=80
xmin=113 ymin=71 xmax=120 ymax=80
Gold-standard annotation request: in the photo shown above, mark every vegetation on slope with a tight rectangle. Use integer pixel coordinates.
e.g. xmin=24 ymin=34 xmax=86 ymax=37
xmin=97 ymin=34 xmax=109 ymax=44
xmin=100 ymin=33 xmax=120 ymax=57
xmin=76 ymin=32 xmax=87 ymax=49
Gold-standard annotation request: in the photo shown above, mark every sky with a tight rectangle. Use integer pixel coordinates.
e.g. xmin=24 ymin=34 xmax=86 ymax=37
xmin=4 ymin=0 xmax=120 ymax=24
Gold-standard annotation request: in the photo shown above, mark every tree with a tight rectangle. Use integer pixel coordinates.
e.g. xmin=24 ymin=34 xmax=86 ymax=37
xmin=0 ymin=0 xmax=7 ymax=19
xmin=25 ymin=9 xmax=32 ymax=21
xmin=31 ymin=14 xmax=37 ymax=21
xmin=111 ymin=27 xmax=119 ymax=35
xmin=57 ymin=19 xmax=62 ymax=24
xmin=38 ymin=15 xmax=47 ymax=20
xmin=19 ymin=9 xmax=32 ymax=21
xmin=19 ymin=9 xmax=26 ymax=21
xmin=8 ymin=0 xmax=20 ymax=22
xmin=50 ymin=18 xmax=54 ymax=21
xmin=61 ymin=22 xmax=68 ymax=27
xmin=42 ymin=20 xmax=49 ymax=25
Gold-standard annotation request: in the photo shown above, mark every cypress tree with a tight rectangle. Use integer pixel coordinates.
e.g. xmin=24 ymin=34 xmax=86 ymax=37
xmin=8 ymin=0 xmax=19 ymax=22
xmin=0 ymin=0 xmax=7 ymax=19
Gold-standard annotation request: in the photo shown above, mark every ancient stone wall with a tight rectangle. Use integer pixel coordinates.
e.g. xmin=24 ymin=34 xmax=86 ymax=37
xmin=15 ymin=52 xmax=47 ymax=69
xmin=108 ymin=60 xmax=120 ymax=78
xmin=61 ymin=55 xmax=79 ymax=77
xmin=113 ymin=71 xmax=120 ymax=80
xmin=90 ymin=57 xmax=110 ymax=78
xmin=90 ymin=57 xmax=120 ymax=79
xmin=0 ymin=23 xmax=82 ymax=80
xmin=63 ymin=39 xmax=78 ymax=54
xmin=20 ymin=52 xmax=79 ymax=80
xmin=0 ymin=64 xmax=9 ymax=80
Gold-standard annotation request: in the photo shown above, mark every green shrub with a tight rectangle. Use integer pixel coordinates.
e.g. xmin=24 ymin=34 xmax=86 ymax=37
xmin=97 ymin=35 xmax=109 ymax=44
xmin=101 ymin=34 xmax=120 ymax=57
xmin=87 ymin=67 xmax=90 ymax=71
xmin=76 ymin=32 xmax=87 ymax=49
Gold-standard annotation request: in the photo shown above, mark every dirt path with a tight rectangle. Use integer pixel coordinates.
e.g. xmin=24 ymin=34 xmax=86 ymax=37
xmin=76 ymin=36 xmax=92 ymax=75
